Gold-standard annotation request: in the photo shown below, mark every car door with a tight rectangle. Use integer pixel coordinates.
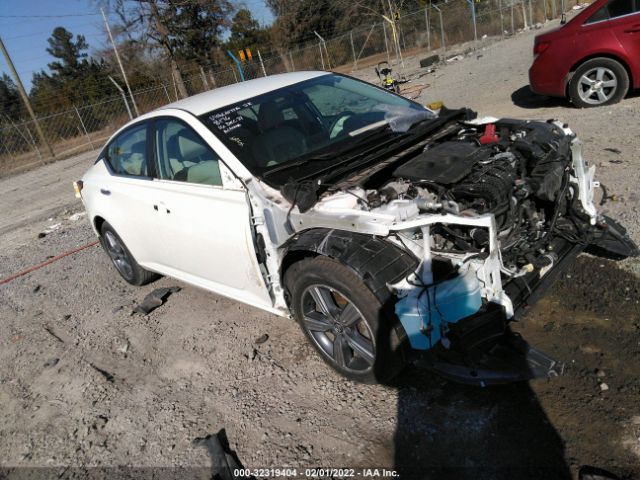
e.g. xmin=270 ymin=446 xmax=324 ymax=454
xmin=607 ymin=0 xmax=640 ymax=81
xmin=146 ymin=116 xmax=272 ymax=309
xmin=96 ymin=121 xmax=165 ymax=266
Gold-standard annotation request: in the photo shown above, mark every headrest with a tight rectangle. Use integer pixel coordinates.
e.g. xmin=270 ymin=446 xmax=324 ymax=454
xmin=257 ymin=101 xmax=285 ymax=132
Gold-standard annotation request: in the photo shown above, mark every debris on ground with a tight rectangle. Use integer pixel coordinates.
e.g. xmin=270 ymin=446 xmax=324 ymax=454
xmin=133 ymin=287 xmax=181 ymax=314
xmin=193 ymin=429 xmax=251 ymax=480
xmin=419 ymin=54 xmax=439 ymax=68
xmin=43 ymin=358 xmax=59 ymax=368
xmin=579 ymin=465 xmax=621 ymax=480
xmin=88 ymin=363 xmax=115 ymax=383
xmin=255 ymin=334 xmax=269 ymax=345
xmin=68 ymin=212 xmax=86 ymax=221
xmin=600 ymin=382 xmax=610 ymax=392
xmin=37 ymin=223 xmax=61 ymax=238
xmin=604 ymin=147 xmax=622 ymax=154
xmin=446 ymin=55 xmax=464 ymax=63
xmin=43 ymin=325 xmax=64 ymax=343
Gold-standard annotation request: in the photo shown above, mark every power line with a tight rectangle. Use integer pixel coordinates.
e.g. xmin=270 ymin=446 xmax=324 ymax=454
xmin=0 ymin=13 xmax=102 ymax=19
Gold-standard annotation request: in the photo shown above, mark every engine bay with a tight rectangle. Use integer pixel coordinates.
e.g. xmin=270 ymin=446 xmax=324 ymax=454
xmin=318 ymin=118 xmax=598 ymax=274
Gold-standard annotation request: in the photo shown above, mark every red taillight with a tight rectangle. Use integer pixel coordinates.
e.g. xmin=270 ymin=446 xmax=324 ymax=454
xmin=534 ymin=41 xmax=550 ymax=57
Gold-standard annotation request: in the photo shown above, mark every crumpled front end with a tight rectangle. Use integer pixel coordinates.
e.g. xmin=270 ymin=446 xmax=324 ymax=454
xmin=286 ymin=118 xmax=637 ymax=385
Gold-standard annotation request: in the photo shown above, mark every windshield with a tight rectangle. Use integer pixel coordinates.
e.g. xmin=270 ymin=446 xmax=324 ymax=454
xmin=199 ymin=74 xmax=433 ymax=186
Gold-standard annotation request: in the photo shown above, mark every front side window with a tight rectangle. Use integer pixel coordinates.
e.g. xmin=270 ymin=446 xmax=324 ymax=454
xmin=199 ymin=74 xmax=431 ymax=187
xmin=106 ymin=123 xmax=148 ymax=177
xmin=153 ymin=118 xmax=222 ymax=187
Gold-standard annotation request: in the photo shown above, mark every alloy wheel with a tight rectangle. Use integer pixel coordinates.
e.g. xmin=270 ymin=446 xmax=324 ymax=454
xmin=301 ymin=285 xmax=376 ymax=373
xmin=577 ymin=67 xmax=618 ymax=105
xmin=104 ymin=231 xmax=134 ymax=280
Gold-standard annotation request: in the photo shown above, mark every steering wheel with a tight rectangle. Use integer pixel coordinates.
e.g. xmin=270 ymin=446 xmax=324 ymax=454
xmin=328 ymin=112 xmax=355 ymax=139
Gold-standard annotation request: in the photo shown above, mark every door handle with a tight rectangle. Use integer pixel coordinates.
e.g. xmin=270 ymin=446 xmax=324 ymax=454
xmin=100 ymin=188 xmax=111 ymax=195
xmin=155 ymin=202 xmax=171 ymax=214
xmin=624 ymin=24 xmax=640 ymax=33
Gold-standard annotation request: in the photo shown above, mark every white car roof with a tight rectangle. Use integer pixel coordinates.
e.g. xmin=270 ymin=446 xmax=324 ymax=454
xmin=159 ymin=71 xmax=330 ymax=116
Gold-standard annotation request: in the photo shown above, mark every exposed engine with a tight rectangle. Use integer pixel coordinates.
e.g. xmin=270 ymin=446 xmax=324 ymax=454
xmin=364 ymin=119 xmax=587 ymax=270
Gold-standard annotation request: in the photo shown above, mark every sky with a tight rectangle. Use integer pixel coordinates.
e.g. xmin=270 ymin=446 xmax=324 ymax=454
xmin=0 ymin=0 xmax=274 ymax=92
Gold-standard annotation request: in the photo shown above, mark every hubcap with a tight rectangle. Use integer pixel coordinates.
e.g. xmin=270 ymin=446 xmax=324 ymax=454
xmin=301 ymin=285 xmax=375 ymax=373
xmin=104 ymin=231 xmax=134 ymax=280
xmin=577 ymin=67 xmax=618 ymax=105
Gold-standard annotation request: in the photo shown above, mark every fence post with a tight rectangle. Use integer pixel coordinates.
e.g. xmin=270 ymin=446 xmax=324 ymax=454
xmin=257 ymin=50 xmax=267 ymax=77
xmin=162 ymin=83 xmax=172 ymax=103
xmin=23 ymin=123 xmax=43 ymax=163
xmin=289 ymin=51 xmax=296 ymax=71
xmin=467 ymin=0 xmax=478 ymax=48
xmin=382 ymin=22 xmax=391 ymax=64
xmin=433 ymin=5 xmax=445 ymax=53
xmin=499 ymin=0 xmax=505 ymax=39
xmin=108 ymin=76 xmax=133 ymax=120
xmin=522 ymin=0 xmax=528 ymax=29
xmin=199 ymin=65 xmax=210 ymax=91
xmin=511 ymin=1 xmax=515 ymax=33
xmin=425 ymin=7 xmax=431 ymax=51
xmin=349 ymin=31 xmax=358 ymax=71
xmin=318 ymin=42 xmax=325 ymax=69
xmin=74 ymin=106 xmax=95 ymax=151
xmin=543 ymin=0 xmax=548 ymax=21
xmin=529 ymin=0 xmax=534 ymax=25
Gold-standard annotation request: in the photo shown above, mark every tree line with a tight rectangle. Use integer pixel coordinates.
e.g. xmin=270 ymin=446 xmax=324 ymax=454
xmin=1 ymin=0 xmax=430 ymax=123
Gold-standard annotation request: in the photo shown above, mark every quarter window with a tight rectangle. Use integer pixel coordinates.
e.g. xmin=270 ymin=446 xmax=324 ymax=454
xmin=105 ymin=123 xmax=149 ymax=177
xmin=154 ymin=118 xmax=223 ymax=187
xmin=585 ymin=5 xmax=610 ymax=22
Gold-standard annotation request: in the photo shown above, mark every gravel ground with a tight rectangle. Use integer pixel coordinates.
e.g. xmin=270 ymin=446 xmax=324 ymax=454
xmin=1 ymin=19 xmax=640 ymax=480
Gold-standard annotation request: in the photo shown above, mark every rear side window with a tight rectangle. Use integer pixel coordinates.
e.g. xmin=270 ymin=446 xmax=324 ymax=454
xmin=609 ymin=0 xmax=635 ymax=16
xmin=585 ymin=0 xmax=639 ymax=23
xmin=105 ymin=123 xmax=149 ymax=177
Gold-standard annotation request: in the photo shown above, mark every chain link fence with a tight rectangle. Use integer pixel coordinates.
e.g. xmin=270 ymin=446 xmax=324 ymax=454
xmin=0 ymin=0 xmax=572 ymax=177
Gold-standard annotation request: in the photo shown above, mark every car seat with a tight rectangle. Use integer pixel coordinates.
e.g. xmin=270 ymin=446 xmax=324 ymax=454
xmin=252 ymin=101 xmax=306 ymax=166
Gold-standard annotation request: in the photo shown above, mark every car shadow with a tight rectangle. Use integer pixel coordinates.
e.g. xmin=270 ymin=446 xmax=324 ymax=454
xmin=388 ymin=366 xmax=572 ymax=479
xmin=511 ymin=85 xmax=569 ymax=109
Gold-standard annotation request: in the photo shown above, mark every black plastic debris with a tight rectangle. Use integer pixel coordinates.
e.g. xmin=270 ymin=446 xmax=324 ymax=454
xmin=43 ymin=358 xmax=59 ymax=368
xmin=254 ymin=334 xmax=269 ymax=345
xmin=419 ymin=54 xmax=439 ymax=68
xmin=89 ymin=363 xmax=115 ymax=383
xmin=193 ymin=429 xmax=254 ymax=480
xmin=133 ymin=287 xmax=181 ymax=315
xmin=604 ymin=147 xmax=622 ymax=154
xmin=579 ymin=465 xmax=621 ymax=480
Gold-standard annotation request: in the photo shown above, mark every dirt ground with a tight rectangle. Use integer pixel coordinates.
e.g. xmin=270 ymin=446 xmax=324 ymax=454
xmin=1 ymin=18 xmax=640 ymax=480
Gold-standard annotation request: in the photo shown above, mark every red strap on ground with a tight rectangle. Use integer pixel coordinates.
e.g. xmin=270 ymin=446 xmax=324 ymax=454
xmin=0 ymin=240 xmax=99 ymax=286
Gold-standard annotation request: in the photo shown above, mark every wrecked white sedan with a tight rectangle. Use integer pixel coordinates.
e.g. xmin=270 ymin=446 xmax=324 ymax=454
xmin=75 ymin=72 xmax=637 ymax=384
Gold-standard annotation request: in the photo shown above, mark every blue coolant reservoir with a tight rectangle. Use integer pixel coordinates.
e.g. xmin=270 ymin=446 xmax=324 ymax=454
xmin=395 ymin=266 xmax=483 ymax=350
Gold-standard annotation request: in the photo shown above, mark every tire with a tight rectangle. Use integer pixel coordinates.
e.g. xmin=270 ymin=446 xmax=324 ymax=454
xmin=99 ymin=221 xmax=160 ymax=286
xmin=285 ymin=256 xmax=405 ymax=383
xmin=568 ymin=58 xmax=629 ymax=108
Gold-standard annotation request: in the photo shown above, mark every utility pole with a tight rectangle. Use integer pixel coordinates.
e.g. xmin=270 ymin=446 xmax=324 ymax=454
xmin=0 ymin=36 xmax=55 ymax=160
xmin=146 ymin=0 xmax=188 ymax=98
xmin=101 ymin=8 xmax=139 ymax=117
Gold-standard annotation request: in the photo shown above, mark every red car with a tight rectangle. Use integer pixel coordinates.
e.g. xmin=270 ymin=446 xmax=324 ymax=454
xmin=529 ymin=0 xmax=640 ymax=107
